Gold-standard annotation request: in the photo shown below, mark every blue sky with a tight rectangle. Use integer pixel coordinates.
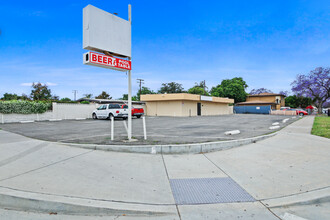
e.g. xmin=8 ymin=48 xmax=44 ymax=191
xmin=1 ymin=0 xmax=329 ymax=99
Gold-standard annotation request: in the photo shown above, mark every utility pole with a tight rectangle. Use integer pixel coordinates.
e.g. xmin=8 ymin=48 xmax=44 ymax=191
xmin=127 ymin=4 xmax=132 ymax=140
xmin=137 ymin=78 xmax=144 ymax=98
xmin=72 ymin=90 xmax=78 ymax=101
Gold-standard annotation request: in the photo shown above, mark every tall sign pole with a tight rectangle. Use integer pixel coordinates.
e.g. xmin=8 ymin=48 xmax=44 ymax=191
xmin=127 ymin=4 xmax=132 ymax=140
xmin=83 ymin=4 xmax=132 ymax=140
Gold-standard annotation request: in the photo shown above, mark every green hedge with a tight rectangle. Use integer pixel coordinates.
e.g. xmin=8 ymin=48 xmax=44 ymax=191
xmin=0 ymin=100 xmax=52 ymax=114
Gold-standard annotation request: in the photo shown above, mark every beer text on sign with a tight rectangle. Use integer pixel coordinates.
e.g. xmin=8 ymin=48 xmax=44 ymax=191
xmin=84 ymin=51 xmax=131 ymax=71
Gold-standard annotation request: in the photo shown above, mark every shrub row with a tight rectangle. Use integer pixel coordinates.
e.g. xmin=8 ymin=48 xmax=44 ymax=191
xmin=0 ymin=101 xmax=52 ymax=114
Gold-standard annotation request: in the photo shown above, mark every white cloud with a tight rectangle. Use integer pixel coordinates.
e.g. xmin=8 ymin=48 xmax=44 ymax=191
xmin=46 ymin=82 xmax=58 ymax=86
xmin=20 ymin=82 xmax=57 ymax=87
xmin=20 ymin=83 xmax=32 ymax=86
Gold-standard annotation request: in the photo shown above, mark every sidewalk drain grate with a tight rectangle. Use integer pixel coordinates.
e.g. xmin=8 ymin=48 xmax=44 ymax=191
xmin=170 ymin=177 xmax=255 ymax=205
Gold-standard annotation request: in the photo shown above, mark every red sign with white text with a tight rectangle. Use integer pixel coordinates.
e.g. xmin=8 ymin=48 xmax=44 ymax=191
xmin=84 ymin=51 xmax=131 ymax=71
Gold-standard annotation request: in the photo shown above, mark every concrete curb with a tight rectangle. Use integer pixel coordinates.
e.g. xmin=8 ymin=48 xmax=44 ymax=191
xmin=262 ymin=187 xmax=330 ymax=208
xmin=59 ymin=132 xmax=277 ymax=154
xmin=0 ymin=188 xmax=176 ymax=216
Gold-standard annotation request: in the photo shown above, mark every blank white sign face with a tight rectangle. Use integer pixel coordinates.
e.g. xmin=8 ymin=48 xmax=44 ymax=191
xmin=83 ymin=5 xmax=131 ymax=58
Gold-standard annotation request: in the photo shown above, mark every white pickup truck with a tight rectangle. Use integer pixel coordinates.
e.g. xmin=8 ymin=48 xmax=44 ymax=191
xmin=92 ymin=104 xmax=128 ymax=120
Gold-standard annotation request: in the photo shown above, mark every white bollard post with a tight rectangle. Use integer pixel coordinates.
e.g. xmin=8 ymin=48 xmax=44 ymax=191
xmin=37 ymin=113 xmax=39 ymax=121
xmin=1 ymin=114 xmax=4 ymax=124
xmin=111 ymin=115 xmax=114 ymax=141
xmin=123 ymin=120 xmax=128 ymax=135
xmin=143 ymin=116 xmax=147 ymax=140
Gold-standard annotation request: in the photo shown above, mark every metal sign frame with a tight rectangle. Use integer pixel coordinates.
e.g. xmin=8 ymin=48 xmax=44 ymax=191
xmin=83 ymin=4 xmax=133 ymax=140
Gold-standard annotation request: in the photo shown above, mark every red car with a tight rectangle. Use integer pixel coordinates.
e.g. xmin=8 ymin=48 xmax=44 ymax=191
xmin=121 ymin=104 xmax=144 ymax=118
xmin=284 ymin=108 xmax=308 ymax=116
xmin=295 ymin=109 xmax=308 ymax=116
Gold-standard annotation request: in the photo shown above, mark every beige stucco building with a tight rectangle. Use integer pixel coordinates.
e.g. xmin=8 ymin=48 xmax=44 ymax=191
xmin=140 ymin=93 xmax=234 ymax=117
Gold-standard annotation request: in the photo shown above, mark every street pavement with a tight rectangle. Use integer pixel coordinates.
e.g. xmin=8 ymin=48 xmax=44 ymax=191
xmin=0 ymin=116 xmax=329 ymax=219
xmin=0 ymin=114 xmax=298 ymax=145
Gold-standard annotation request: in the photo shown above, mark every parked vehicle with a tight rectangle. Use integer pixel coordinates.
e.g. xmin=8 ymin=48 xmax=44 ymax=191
xmin=280 ymin=107 xmax=291 ymax=110
xmin=92 ymin=104 xmax=128 ymax=120
xmin=121 ymin=104 xmax=144 ymax=118
xmin=283 ymin=108 xmax=308 ymax=116
xmin=295 ymin=108 xmax=308 ymax=116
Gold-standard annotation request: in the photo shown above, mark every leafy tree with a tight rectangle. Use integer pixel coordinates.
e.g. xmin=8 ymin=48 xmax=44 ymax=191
xmin=188 ymin=81 xmax=209 ymax=95
xmin=95 ymin=91 xmax=112 ymax=99
xmin=30 ymin=82 xmax=52 ymax=101
xmin=60 ymin=97 xmax=72 ymax=102
xmin=20 ymin=93 xmax=30 ymax=100
xmin=279 ymin=90 xmax=289 ymax=96
xmin=137 ymin=86 xmax=156 ymax=100
xmin=291 ymin=67 xmax=330 ymax=113
xmin=2 ymin=93 xmax=19 ymax=100
xmin=158 ymin=82 xmax=184 ymax=94
xmin=210 ymin=77 xmax=248 ymax=103
xmin=83 ymin=93 xmax=93 ymax=99
xmin=121 ymin=94 xmax=138 ymax=101
xmin=285 ymin=95 xmax=312 ymax=108
xmin=249 ymin=88 xmax=273 ymax=95
xmin=51 ymin=95 xmax=59 ymax=101
xmin=188 ymin=87 xmax=207 ymax=95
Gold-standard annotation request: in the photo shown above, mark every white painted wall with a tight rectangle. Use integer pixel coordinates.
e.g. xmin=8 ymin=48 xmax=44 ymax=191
xmin=0 ymin=112 xmax=53 ymax=123
xmin=52 ymin=103 xmax=99 ymax=120
xmin=0 ymin=103 xmax=100 ymax=124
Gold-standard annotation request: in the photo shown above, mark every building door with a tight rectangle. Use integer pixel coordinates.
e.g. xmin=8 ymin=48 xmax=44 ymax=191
xmin=197 ymin=103 xmax=201 ymax=116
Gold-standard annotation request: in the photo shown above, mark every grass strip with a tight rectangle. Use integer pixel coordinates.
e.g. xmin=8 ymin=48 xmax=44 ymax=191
xmin=311 ymin=116 xmax=330 ymax=138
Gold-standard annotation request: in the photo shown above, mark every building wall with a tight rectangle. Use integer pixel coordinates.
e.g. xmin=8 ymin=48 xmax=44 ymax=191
xmin=247 ymin=96 xmax=285 ymax=110
xmin=145 ymin=101 xmax=183 ymax=116
xmin=181 ymin=101 xmax=197 ymax=116
xmin=247 ymin=96 xmax=275 ymax=102
xmin=146 ymin=100 xmax=232 ymax=117
xmin=200 ymin=101 xmax=232 ymax=116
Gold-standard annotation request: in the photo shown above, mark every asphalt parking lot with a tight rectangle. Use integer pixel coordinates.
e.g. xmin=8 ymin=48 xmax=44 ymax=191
xmin=0 ymin=114 xmax=299 ymax=145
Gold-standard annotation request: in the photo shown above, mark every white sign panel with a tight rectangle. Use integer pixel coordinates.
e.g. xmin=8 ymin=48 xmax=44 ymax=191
xmin=83 ymin=5 xmax=131 ymax=58
xmin=200 ymin=96 xmax=213 ymax=101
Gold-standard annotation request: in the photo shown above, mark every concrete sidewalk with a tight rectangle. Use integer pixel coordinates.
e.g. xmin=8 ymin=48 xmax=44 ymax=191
xmin=0 ymin=116 xmax=329 ymax=219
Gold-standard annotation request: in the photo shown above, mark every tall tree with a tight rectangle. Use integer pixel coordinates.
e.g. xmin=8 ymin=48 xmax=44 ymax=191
xmin=60 ymin=97 xmax=72 ymax=102
xmin=285 ymin=95 xmax=312 ymax=108
xmin=279 ymin=90 xmax=289 ymax=96
xmin=121 ymin=94 xmax=138 ymax=101
xmin=30 ymin=82 xmax=52 ymax=101
xmin=210 ymin=77 xmax=248 ymax=103
xmin=249 ymin=88 xmax=273 ymax=95
xmin=95 ymin=91 xmax=112 ymax=99
xmin=83 ymin=93 xmax=93 ymax=99
xmin=137 ymin=86 xmax=155 ymax=100
xmin=188 ymin=81 xmax=209 ymax=95
xmin=1 ymin=93 xmax=18 ymax=100
xmin=158 ymin=82 xmax=184 ymax=94
xmin=291 ymin=67 xmax=330 ymax=113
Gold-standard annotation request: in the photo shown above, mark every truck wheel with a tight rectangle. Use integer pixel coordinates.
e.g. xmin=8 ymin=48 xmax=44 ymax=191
xmin=137 ymin=115 xmax=141 ymax=118
xmin=92 ymin=113 xmax=97 ymax=120
xmin=108 ymin=113 xmax=114 ymax=120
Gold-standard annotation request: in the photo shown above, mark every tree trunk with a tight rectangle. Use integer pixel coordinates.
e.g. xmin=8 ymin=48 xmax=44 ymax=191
xmin=317 ymin=102 xmax=323 ymax=114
